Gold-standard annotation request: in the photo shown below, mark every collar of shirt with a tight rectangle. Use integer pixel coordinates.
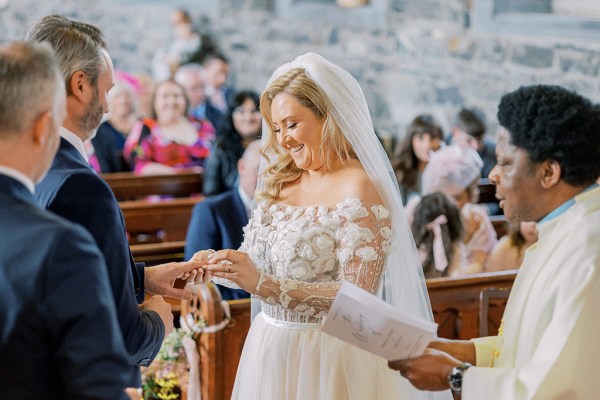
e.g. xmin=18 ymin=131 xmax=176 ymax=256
xmin=237 ymin=185 xmax=254 ymax=218
xmin=191 ymin=103 xmax=207 ymax=119
xmin=0 ymin=165 xmax=35 ymax=194
xmin=538 ymin=183 xmax=599 ymax=225
xmin=60 ymin=127 xmax=88 ymax=161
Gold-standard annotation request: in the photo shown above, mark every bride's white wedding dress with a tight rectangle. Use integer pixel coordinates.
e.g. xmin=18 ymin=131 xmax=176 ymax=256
xmin=220 ymin=198 xmax=423 ymax=399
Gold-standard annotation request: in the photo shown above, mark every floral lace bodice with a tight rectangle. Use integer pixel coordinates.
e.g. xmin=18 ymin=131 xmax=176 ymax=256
xmin=227 ymin=198 xmax=392 ymax=323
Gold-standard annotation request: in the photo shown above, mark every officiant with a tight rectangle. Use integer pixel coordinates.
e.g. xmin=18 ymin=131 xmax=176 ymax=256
xmin=388 ymin=84 xmax=600 ymax=399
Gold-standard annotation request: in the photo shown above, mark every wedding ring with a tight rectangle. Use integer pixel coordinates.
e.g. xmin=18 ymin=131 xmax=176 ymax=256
xmin=227 ymin=265 xmax=232 ymax=273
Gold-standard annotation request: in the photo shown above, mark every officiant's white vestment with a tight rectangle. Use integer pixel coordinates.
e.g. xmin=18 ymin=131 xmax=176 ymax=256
xmin=464 ymin=186 xmax=600 ymax=399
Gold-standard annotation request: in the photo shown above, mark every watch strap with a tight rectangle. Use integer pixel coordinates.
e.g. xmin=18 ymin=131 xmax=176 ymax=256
xmin=448 ymin=362 xmax=472 ymax=393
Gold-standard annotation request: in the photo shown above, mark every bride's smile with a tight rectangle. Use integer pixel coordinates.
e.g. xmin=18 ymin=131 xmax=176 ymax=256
xmin=270 ymin=93 xmax=325 ymax=171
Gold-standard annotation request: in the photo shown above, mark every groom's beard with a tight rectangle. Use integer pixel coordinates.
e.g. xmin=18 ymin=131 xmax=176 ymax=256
xmin=80 ymin=87 xmax=104 ymax=141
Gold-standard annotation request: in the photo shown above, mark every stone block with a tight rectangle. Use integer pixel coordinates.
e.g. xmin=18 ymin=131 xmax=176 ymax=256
xmin=558 ymin=47 xmax=600 ymax=76
xmin=511 ymin=45 xmax=554 ymax=69
xmin=435 ymin=85 xmax=465 ymax=105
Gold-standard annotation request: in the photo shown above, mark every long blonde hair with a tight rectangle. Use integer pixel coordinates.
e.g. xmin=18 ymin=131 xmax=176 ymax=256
xmin=257 ymin=68 xmax=356 ymax=201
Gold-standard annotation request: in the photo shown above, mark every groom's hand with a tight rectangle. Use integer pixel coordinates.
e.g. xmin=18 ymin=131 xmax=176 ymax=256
xmin=144 ymin=261 xmax=205 ymax=300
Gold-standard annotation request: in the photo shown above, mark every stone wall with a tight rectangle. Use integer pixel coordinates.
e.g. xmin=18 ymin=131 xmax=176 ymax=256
xmin=2 ymin=0 xmax=599 ymax=144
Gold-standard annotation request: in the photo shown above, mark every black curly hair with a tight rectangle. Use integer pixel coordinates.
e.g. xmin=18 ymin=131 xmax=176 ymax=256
xmin=411 ymin=192 xmax=463 ymax=278
xmin=497 ymin=85 xmax=600 ymax=186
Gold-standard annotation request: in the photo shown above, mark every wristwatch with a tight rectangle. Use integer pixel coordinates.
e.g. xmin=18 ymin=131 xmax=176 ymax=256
xmin=448 ymin=362 xmax=472 ymax=393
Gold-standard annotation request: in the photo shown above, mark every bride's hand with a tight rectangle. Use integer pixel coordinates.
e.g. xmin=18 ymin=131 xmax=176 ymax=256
xmin=205 ymin=250 xmax=260 ymax=294
xmin=190 ymin=249 xmax=214 ymax=263
xmin=181 ymin=250 xmax=214 ymax=284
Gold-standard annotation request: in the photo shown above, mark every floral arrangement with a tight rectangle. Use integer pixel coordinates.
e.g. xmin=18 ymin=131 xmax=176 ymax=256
xmin=142 ymin=317 xmax=205 ymax=400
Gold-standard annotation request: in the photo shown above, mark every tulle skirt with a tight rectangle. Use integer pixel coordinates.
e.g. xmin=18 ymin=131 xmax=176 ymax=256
xmin=231 ymin=312 xmax=447 ymax=400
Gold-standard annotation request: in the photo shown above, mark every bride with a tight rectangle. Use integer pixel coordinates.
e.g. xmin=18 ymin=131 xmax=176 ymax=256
xmin=198 ymin=53 xmax=450 ymax=400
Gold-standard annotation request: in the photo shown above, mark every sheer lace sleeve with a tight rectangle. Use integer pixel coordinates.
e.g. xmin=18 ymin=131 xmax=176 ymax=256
xmin=253 ymin=201 xmax=392 ymax=318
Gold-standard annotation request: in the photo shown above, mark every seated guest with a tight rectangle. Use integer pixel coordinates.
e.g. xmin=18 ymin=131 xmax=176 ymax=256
xmin=0 ymin=40 xmax=131 ymax=400
xmin=391 ymin=114 xmax=444 ymax=205
xmin=174 ymin=63 xmax=222 ymax=130
xmin=484 ymin=221 xmax=538 ymax=272
xmin=202 ymin=52 xmax=233 ymax=116
xmin=421 ymin=145 xmax=498 ymax=274
xmin=90 ymin=78 xmax=139 ymax=172
xmin=124 ymin=79 xmax=215 ymax=174
xmin=185 ymin=140 xmax=261 ymax=299
xmin=451 ymin=107 xmax=500 ymax=215
xmin=451 ymin=107 xmax=496 ymax=178
xmin=132 ymin=72 xmax=156 ymax=119
xmin=203 ymin=90 xmax=261 ymax=196
xmin=411 ymin=192 xmax=466 ymax=278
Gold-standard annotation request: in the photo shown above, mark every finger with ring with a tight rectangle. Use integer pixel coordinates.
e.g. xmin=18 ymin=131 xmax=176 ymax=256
xmin=219 ymin=260 xmax=233 ymax=273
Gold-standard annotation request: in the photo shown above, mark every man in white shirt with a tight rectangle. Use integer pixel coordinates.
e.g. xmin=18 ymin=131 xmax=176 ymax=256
xmin=389 ymin=84 xmax=600 ymax=399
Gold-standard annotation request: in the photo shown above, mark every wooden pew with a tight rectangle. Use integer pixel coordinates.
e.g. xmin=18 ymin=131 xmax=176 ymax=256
xmin=182 ymin=270 xmax=518 ymax=399
xmin=130 ymin=240 xmax=186 ymax=265
xmin=102 ymin=171 xmax=203 ymax=201
xmin=478 ymin=178 xmax=497 ymax=205
xmin=427 ymin=270 xmax=517 ymax=340
xmin=478 ymin=178 xmax=503 ymax=216
xmin=120 ymin=197 xmax=202 ymax=244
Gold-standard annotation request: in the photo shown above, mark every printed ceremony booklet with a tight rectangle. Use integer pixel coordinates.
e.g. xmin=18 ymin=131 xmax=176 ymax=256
xmin=322 ymin=281 xmax=437 ymax=360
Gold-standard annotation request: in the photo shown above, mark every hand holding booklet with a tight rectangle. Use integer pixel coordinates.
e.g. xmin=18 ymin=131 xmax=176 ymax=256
xmin=322 ymin=281 xmax=437 ymax=360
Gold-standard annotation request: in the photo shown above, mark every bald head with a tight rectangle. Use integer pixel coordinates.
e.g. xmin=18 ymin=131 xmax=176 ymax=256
xmin=174 ymin=63 xmax=207 ymax=108
xmin=238 ymin=140 xmax=262 ymax=199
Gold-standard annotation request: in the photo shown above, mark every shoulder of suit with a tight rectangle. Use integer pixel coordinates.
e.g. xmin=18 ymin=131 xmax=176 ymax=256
xmin=203 ymin=190 xmax=235 ymax=206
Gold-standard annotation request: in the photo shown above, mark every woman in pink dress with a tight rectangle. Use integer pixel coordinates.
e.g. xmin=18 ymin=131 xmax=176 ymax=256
xmin=124 ymin=79 xmax=215 ymax=175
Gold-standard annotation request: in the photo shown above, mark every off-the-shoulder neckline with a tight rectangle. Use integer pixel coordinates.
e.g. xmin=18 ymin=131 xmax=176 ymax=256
xmin=266 ymin=198 xmax=387 ymax=210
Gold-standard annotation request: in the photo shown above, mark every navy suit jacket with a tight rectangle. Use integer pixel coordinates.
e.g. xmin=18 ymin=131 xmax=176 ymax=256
xmin=0 ymin=260 xmax=17 ymax=342
xmin=205 ymin=101 xmax=224 ymax=132
xmin=0 ymin=174 xmax=131 ymax=399
xmin=35 ymin=138 xmax=164 ymax=385
xmin=185 ymin=187 xmax=250 ymax=300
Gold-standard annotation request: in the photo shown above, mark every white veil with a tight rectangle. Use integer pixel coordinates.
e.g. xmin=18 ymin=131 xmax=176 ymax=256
xmin=258 ymin=53 xmax=450 ymax=400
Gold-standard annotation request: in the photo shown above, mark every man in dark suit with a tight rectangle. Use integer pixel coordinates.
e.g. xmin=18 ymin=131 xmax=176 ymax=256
xmin=27 ymin=15 xmax=202 ymax=386
xmin=202 ymin=52 xmax=234 ymax=124
xmin=185 ymin=140 xmax=261 ymax=300
xmin=175 ymin=63 xmax=223 ymax=131
xmin=0 ymin=268 xmax=17 ymax=342
xmin=0 ymin=40 xmax=132 ymax=400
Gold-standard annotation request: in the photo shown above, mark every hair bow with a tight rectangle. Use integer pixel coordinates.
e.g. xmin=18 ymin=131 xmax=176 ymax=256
xmin=426 ymin=214 xmax=448 ymax=272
